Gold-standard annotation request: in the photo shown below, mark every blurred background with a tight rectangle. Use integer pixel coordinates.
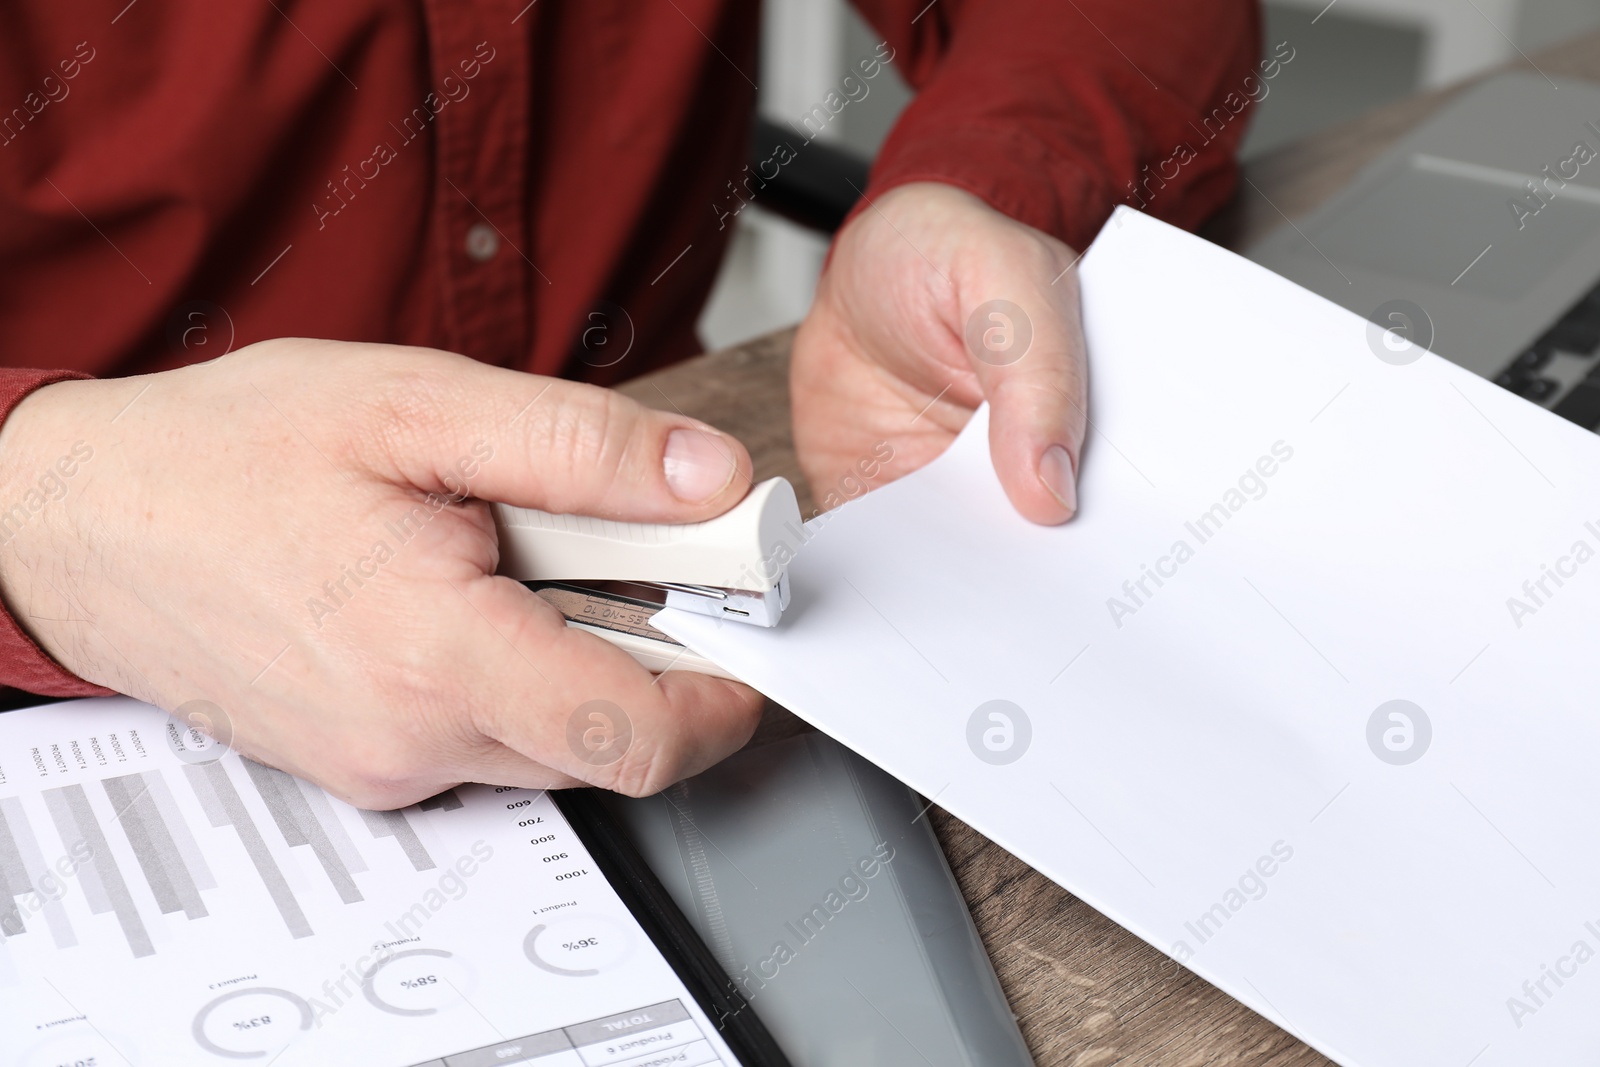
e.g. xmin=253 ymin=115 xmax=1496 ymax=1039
xmin=698 ymin=0 xmax=1600 ymax=349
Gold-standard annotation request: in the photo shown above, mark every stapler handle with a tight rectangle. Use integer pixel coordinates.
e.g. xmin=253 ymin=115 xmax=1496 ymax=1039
xmin=490 ymin=477 xmax=799 ymax=592
xmin=489 ymin=478 xmax=802 ymax=681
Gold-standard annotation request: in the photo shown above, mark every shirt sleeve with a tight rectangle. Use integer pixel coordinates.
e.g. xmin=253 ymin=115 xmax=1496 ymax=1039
xmin=847 ymin=0 xmax=1263 ymax=251
xmin=0 ymin=369 xmax=115 ymax=699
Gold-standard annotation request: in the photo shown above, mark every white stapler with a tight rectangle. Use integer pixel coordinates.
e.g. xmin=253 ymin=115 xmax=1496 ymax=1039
xmin=489 ymin=478 xmax=802 ymax=680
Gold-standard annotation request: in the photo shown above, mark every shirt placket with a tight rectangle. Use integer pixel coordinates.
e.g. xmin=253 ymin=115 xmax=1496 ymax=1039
xmin=421 ymin=0 xmax=531 ymax=367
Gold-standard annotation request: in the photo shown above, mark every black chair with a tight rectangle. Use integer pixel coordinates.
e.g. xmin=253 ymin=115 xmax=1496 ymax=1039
xmin=746 ymin=117 xmax=871 ymax=235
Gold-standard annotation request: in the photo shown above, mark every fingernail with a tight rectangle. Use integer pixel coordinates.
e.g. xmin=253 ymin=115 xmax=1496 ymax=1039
xmin=1038 ymin=444 xmax=1077 ymax=516
xmin=664 ymin=428 xmax=736 ymax=503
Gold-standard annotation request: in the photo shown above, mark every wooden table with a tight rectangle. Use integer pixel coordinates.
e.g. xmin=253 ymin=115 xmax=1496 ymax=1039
xmin=619 ymin=30 xmax=1600 ymax=1065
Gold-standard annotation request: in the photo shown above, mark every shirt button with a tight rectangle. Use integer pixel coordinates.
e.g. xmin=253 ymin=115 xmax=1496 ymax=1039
xmin=465 ymin=223 xmax=500 ymax=262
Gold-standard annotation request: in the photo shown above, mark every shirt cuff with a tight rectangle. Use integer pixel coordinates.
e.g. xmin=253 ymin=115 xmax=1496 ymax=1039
xmin=0 ymin=369 xmax=115 ymax=700
xmin=846 ymin=124 xmax=1110 ymax=254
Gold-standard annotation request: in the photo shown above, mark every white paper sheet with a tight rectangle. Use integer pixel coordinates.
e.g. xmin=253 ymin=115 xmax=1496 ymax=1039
xmin=656 ymin=209 xmax=1600 ymax=1066
xmin=0 ymin=697 xmax=744 ymax=1067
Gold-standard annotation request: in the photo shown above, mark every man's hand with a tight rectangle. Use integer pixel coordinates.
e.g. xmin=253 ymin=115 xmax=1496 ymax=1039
xmin=792 ymin=182 xmax=1087 ymax=523
xmin=0 ymin=340 xmax=763 ymax=807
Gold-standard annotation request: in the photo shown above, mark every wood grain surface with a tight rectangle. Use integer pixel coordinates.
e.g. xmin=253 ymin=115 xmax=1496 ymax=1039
xmin=617 ymin=32 xmax=1600 ymax=1065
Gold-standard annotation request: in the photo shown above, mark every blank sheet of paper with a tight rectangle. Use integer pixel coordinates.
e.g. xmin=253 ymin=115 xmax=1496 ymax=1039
xmin=657 ymin=209 xmax=1600 ymax=1066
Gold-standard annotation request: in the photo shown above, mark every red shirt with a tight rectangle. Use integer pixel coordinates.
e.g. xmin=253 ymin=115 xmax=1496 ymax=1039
xmin=0 ymin=0 xmax=1259 ymax=695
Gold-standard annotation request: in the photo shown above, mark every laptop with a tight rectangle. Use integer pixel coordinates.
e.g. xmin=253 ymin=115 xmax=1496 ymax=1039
xmin=1247 ymin=70 xmax=1600 ymax=427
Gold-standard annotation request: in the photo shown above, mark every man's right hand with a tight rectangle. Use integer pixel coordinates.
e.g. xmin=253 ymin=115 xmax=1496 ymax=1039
xmin=0 ymin=339 xmax=763 ymax=808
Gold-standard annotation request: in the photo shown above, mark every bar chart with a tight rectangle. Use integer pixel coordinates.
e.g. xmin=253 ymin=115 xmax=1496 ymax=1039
xmin=185 ymin=758 xmax=314 ymax=940
xmin=43 ymin=782 xmax=155 ymax=958
xmin=0 ymin=795 xmax=76 ymax=949
xmin=0 ymin=754 xmax=467 ymax=958
xmin=359 ymin=807 xmax=438 ymax=872
xmin=243 ymin=760 xmax=367 ymax=903
xmin=0 ymin=697 xmax=744 ymax=1067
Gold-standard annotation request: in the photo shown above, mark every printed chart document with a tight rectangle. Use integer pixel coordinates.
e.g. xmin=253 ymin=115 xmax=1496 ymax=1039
xmin=658 ymin=209 xmax=1600 ymax=1066
xmin=0 ymin=697 xmax=743 ymax=1067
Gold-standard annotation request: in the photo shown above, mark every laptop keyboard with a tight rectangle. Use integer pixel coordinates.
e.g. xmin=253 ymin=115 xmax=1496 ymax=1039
xmin=1495 ymin=283 xmax=1600 ymax=428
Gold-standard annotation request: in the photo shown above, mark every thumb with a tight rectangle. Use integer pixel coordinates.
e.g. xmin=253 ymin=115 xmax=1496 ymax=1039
xmin=376 ymin=349 xmax=753 ymax=522
xmin=961 ymin=253 xmax=1088 ymax=526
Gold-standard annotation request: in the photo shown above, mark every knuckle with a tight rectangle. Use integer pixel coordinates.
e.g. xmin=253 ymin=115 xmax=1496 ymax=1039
xmin=339 ymin=740 xmax=430 ymax=807
xmin=603 ymin=735 xmax=678 ymax=798
xmin=531 ymin=386 xmax=641 ymax=513
xmin=332 ymin=779 xmax=400 ymax=812
xmin=327 ymin=674 xmax=465 ymax=809
xmin=364 ymin=363 xmax=458 ymax=466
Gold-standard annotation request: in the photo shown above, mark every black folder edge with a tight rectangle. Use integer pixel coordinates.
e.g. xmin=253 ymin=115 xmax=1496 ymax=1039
xmin=552 ymin=788 xmax=793 ymax=1067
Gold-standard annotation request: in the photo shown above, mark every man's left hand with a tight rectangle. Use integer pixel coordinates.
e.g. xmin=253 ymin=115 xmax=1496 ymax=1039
xmin=791 ymin=181 xmax=1087 ymax=524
